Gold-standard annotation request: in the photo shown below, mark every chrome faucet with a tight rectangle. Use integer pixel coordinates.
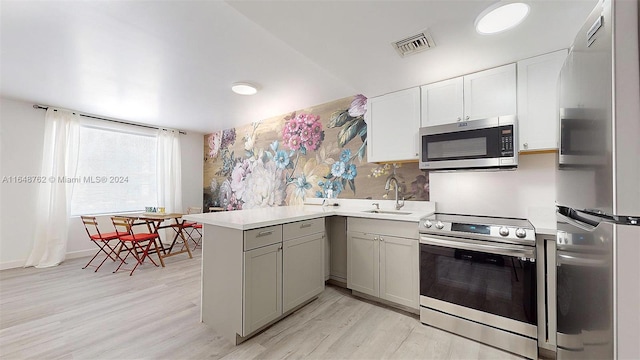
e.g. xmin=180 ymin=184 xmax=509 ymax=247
xmin=384 ymin=175 xmax=405 ymax=210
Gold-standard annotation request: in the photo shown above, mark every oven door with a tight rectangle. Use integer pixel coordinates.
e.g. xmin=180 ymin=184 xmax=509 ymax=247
xmin=419 ymin=235 xmax=537 ymax=337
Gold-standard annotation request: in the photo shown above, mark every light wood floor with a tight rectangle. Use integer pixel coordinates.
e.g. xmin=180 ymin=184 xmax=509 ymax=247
xmin=0 ymin=249 xmax=523 ymax=360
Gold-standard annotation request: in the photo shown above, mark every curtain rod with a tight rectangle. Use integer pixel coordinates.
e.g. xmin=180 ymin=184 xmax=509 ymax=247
xmin=33 ymin=104 xmax=187 ymax=135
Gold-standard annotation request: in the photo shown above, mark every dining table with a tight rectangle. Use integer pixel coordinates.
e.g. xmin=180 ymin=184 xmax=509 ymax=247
xmin=115 ymin=212 xmax=193 ymax=267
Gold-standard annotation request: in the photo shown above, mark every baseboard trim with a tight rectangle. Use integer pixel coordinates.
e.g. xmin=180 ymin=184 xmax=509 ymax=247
xmin=0 ymin=249 xmax=94 ymax=271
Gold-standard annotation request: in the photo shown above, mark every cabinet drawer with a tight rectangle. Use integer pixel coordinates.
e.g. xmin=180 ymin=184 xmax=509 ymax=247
xmin=244 ymin=225 xmax=282 ymax=251
xmin=347 ymin=217 xmax=418 ymax=239
xmin=283 ymin=218 xmax=325 ymax=240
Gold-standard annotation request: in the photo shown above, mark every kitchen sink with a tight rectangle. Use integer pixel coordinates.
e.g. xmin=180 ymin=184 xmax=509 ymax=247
xmin=363 ymin=209 xmax=412 ymax=215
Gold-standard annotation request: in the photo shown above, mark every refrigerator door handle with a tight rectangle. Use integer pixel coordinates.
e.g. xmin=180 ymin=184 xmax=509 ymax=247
xmin=557 ymin=205 xmax=599 ymax=228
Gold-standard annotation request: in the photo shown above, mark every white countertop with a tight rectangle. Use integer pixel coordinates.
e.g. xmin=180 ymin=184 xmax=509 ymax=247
xmin=183 ymin=199 xmax=436 ymax=230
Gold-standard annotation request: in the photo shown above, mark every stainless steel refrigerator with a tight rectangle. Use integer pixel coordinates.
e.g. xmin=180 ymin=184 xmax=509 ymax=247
xmin=556 ymin=0 xmax=640 ymax=359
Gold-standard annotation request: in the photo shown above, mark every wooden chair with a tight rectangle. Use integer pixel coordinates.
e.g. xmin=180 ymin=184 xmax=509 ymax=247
xmin=183 ymin=207 xmax=203 ymax=250
xmin=111 ymin=216 xmax=162 ymax=276
xmin=80 ymin=216 xmax=127 ymax=272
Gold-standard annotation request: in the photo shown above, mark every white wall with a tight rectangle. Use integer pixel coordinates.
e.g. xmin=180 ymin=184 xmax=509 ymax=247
xmin=0 ymin=97 xmax=204 ymax=269
xmin=429 ymin=153 xmax=557 ymax=230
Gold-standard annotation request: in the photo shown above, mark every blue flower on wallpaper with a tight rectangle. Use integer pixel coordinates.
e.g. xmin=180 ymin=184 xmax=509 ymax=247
xmin=292 ymin=174 xmax=312 ymax=199
xmin=343 ymin=163 xmax=357 ymax=180
xmin=316 ymin=179 xmax=344 ymax=198
xmin=331 ymin=161 xmax=346 ymax=177
xmin=274 ymin=150 xmax=290 ymax=169
xmin=339 ymin=148 xmax=351 ymax=163
xmin=318 ymin=148 xmax=358 ymax=198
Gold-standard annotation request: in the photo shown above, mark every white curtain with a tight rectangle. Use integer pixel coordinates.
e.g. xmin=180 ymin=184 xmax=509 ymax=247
xmin=25 ymin=109 xmax=80 ymax=268
xmin=157 ymin=129 xmax=182 ymax=214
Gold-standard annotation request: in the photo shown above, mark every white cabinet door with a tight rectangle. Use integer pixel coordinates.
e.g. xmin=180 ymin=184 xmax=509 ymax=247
xmin=379 ymin=235 xmax=419 ymax=309
xmin=464 ymin=63 xmax=517 ymax=120
xmin=283 ymin=233 xmax=325 ymax=313
xmin=517 ymin=49 xmax=567 ymax=152
xmin=243 ymin=242 xmax=282 ymax=335
xmin=347 ymin=231 xmax=379 ymax=297
xmin=420 ymin=77 xmax=464 ymax=127
xmin=366 ymin=87 xmax=421 ymax=162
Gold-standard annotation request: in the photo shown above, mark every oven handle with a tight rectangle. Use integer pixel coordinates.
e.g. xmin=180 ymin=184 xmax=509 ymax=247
xmin=420 ymin=235 xmax=535 ymax=259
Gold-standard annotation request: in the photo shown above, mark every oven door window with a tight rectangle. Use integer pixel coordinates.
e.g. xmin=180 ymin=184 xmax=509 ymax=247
xmin=420 ymin=243 xmax=537 ymax=325
xmin=422 ymin=126 xmax=513 ymax=162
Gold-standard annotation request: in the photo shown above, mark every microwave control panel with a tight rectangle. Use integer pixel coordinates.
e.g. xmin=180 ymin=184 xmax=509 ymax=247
xmin=500 ymin=126 xmax=514 ymax=156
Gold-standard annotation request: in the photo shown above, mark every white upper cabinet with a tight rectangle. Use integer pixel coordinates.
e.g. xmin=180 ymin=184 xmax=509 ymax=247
xmin=421 ymin=64 xmax=517 ymax=127
xmin=366 ymin=87 xmax=421 ymax=163
xmin=420 ymin=77 xmax=464 ymax=126
xmin=464 ymin=63 xmax=517 ymax=120
xmin=517 ymin=49 xmax=568 ymax=152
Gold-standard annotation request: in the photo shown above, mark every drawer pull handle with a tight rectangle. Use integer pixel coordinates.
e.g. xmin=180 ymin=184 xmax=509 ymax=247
xmin=257 ymin=231 xmax=273 ymax=237
xmin=300 ymin=223 xmax=312 ymax=228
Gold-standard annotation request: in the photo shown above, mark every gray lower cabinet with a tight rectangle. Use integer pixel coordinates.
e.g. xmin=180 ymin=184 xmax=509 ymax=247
xmin=347 ymin=218 xmax=419 ymax=310
xmin=347 ymin=231 xmax=379 ymax=296
xmin=328 ymin=216 xmax=348 ymax=283
xmin=243 ymin=218 xmax=325 ymax=337
xmin=283 ymin=232 xmax=325 ymax=313
xmin=243 ymin=242 xmax=283 ymax=335
xmin=379 ymin=234 xmax=419 ymax=308
xmin=202 ymin=219 xmax=325 ymax=344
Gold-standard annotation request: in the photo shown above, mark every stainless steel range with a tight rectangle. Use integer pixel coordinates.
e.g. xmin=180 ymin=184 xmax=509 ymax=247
xmin=418 ymin=213 xmax=538 ymax=359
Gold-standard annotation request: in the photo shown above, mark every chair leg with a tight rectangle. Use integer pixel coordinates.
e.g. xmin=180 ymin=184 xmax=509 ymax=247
xmin=84 ymin=240 xmax=123 ymax=271
xmin=114 ymin=242 xmax=135 ymax=274
xmin=82 ymin=241 xmax=104 ymax=270
xmin=128 ymin=240 xmax=159 ymax=276
xmin=192 ymin=227 xmax=202 ymax=250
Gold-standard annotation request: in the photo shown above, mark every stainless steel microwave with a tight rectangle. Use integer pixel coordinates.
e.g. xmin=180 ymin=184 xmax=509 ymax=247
xmin=419 ymin=115 xmax=518 ymax=170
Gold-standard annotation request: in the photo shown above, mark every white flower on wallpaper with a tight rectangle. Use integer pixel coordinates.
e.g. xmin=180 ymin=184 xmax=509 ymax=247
xmin=241 ymin=159 xmax=286 ymax=209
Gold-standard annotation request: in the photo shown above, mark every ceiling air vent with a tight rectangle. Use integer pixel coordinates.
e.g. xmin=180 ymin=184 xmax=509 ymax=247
xmin=393 ymin=31 xmax=435 ymax=58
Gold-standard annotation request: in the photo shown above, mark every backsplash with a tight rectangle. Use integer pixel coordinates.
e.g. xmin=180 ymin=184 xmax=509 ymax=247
xmin=203 ymin=95 xmax=428 ymax=210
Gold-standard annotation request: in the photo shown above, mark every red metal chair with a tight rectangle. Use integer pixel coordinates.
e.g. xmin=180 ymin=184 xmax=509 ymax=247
xmin=81 ymin=216 xmax=127 ymax=272
xmin=111 ymin=216 xmax=162 ymax=276
xmin=183 ymin=207 xmax=203 ymax=250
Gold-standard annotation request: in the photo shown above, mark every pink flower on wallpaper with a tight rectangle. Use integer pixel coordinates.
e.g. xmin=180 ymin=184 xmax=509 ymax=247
xmin=287 ymin=120 xmax=299 ymax=133
xmin=348 ymin=94 xmax=367 ymax=117
xmin=208 ymin=131 xmax=222 ymax=158
xmin=282 ymin=112 xmax=324 ymax=152
xmin=221 ymin=128 xmax=236 ymax=149
xmin=303 ymin=113 xmax=317 ymax=126
xmin=300 ymin=127 xmax=311 ymax=142
xmin=287 ymin=134 xmax=301 ymax=151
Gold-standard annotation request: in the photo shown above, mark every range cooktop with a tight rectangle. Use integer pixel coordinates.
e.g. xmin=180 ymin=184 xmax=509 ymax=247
xmin=419 ymin=213 xmax=536 ymax=245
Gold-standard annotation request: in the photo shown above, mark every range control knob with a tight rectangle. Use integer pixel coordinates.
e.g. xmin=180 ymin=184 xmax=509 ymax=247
xmin=515 ymin=228 xmax=527 ymax=238
xmin=423 ymin=220 xmax=433 ymax=228
xmin=499 ymin=227 xmax=510 ymax=236
xmin=435 ymin=221 xmax=445 ymax=230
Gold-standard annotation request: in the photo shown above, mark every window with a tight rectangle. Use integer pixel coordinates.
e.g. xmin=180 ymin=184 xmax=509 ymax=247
xmin=71 ymin=121 xmax=157 ymax=216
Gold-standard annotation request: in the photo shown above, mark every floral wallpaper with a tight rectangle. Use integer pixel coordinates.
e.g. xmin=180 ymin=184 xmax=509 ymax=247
xmin=203 ymin=95 xmax=428 ymax=210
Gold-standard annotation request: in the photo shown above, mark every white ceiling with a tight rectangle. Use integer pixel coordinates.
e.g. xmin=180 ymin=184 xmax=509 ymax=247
xmin=0 ymin=0 xmax=597 ymax=134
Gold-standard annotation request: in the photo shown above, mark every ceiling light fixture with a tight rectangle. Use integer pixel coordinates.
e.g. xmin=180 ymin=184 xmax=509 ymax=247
xmin=231 ymin=82 xmax=258 ymax=95
xmin=475 ymin=1 xmax=530 ymax=35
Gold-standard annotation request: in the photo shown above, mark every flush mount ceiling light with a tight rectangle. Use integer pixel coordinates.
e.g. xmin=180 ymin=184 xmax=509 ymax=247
xmin=475 ymin=1 xmax=530 ymax=35
xmin=231 ymin=82 xmax=258 ymax=95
